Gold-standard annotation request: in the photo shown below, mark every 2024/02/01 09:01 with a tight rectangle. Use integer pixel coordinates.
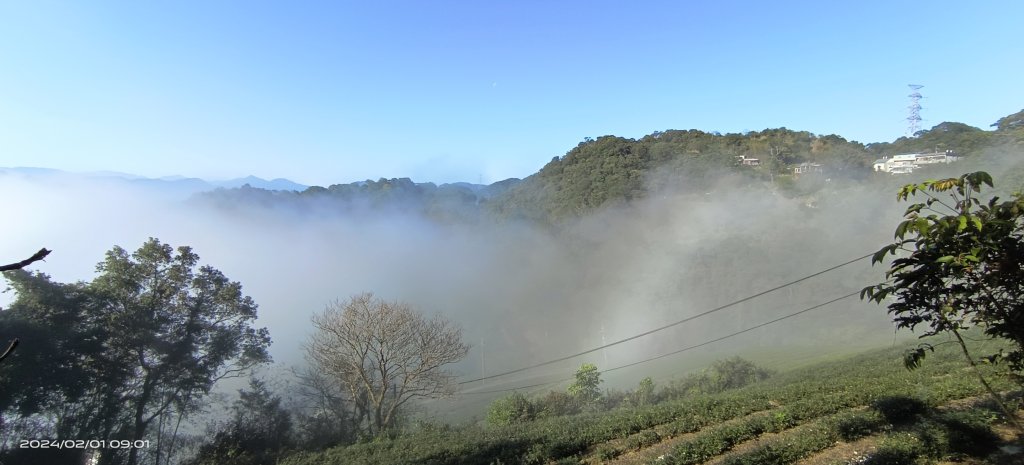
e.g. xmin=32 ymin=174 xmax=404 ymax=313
xmin=19 ymin=439 xmax=150 ymax=450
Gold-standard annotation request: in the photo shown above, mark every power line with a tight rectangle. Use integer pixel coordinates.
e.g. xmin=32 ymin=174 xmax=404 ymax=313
xmin=458 ymin=289 xmax=861 ymax=395
xmin=459 ymin=379 xmax=570 ymax=396
xmin=603 ymin=291 xmax=860 ymax=374
xmin=457 ymin=253 xmax=873 ymax=386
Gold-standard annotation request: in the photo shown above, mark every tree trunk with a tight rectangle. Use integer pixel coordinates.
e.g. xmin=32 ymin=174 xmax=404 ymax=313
xmin=950 ymin=328 xmax=1022 ymax=433
xmin=126 ymin=377 xmax=154 ymax=465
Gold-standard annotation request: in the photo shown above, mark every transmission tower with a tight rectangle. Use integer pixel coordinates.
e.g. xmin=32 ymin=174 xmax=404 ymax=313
xmin=907 ymin=84 xmax=924 ymax=137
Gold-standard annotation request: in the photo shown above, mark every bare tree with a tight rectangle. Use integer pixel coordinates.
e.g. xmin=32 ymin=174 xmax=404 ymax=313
xmin=304 ymin=293 xmax=469 ymax=436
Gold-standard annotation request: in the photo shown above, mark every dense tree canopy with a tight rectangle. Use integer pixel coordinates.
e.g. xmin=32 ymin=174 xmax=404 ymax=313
xmin=0 ymin=238 xmax=271 ymax=465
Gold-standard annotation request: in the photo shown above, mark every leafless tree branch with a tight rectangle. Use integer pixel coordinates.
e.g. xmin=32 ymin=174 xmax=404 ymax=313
xmin=305 ymin=293 xmax=468 ymax=435
xmin=0 ymin=248 xmax=52 ymax=272
xmin=0 ymin=338 xmax=19 ymax=362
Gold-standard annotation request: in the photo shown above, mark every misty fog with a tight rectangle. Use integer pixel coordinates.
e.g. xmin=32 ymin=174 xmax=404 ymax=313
xmin=3 ymin=151 xmax=1020 ymax=421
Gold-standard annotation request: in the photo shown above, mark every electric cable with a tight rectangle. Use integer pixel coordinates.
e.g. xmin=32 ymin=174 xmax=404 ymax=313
xmin=457 ymin=252 xmax=874 ymax=386
xmin=458 ymin=289 xmax=861 ymax=395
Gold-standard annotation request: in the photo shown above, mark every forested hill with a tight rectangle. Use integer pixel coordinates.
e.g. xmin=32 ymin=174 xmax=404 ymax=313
xmin=196 ymin=109 xmax=1024 ymax=223
xmin=489 ymin=109 xmax=1024 ymax=223
xmin=487 ymin=128 xmax=871 ymax=223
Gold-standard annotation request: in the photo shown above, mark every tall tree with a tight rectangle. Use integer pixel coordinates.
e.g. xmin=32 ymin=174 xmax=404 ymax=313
xmin=0 ymin=270 xmax=111 ymax=465
xmin=1 ymin=239 xmax=272 ymax=465
xmin=89 ymin=238 xmax=272 ymax=465
xmin=567 ymin=363 xmax=602 ymax=405
xmin=304 ymin=293 xmax=468 ymax=436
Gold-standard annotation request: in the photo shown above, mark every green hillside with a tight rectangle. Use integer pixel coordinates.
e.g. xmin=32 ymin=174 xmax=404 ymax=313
xmin=196 ymin=109 xmax=1024 ymax=226
xmin=278 ymin=335 xmax=1021 ymax=465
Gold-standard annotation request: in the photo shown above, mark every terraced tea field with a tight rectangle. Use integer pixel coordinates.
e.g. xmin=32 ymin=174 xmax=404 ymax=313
xmin=281 ymin=335 xmax=1022 ymax=465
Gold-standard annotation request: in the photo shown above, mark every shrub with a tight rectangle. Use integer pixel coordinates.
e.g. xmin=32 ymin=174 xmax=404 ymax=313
xmin=661 ymin=357 xmax=773 ymax=400
xmin=863 ymin=433 xmax=924 ymax=465
xmin=487 ymin=392 xmax=535 ymax=426
xmin=568 ymin=363 xmax=602 ymax=404
xmin=936 ymin=410 xmax=1000 ymax=457
xmin=834 ymin=411 xmax=882 ymax=441
xmin=535 ymin=391 xmax=581 ymax=418
xmin=634 ymin=376 xmax=656 ymax=406
xmin=708 ymin=357 xmax=774 ymax=392
xmin=624 ymin=430 xmax=660 ymax=450
xmin=601 ymin=389 xmax=629 ymax=410
xmin=870 ymin=396 xmax=927 ymax=424
xmin=595 ymin=445 xmax=619 ymax=461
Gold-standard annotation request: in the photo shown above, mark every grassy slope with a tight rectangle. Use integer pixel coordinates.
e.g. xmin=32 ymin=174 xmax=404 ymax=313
xmin=281 ymin=334 xmax=1019 ymax=465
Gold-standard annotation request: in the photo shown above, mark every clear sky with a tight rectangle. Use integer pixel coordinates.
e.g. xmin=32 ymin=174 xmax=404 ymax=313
xmin=1 ymin=1 xmax=1021 ymax=186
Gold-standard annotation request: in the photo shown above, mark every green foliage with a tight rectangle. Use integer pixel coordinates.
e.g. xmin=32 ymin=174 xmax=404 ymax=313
xmin=0 ymin=239 xmax=272 ymax=465
xmin=490 ymin=128 xmax=878 ymax=223
xmin=867 ymin=121 xmax=995 ymax=159
xmin=934 ymin=409 xmax=1002 ymax=457
xmin=0 ymin=272 xmax=101 ymax=421
xmin=661 ymin=357 xmax=774 ymax=399
xmin=833 ymin=410 xmax=883 ymax=441
xmin=624 ymin=429 xmax=660 ymax=451
xmin=633 ymin=377 xmax=656 ymax=407
xmin=486 ymin=392 xmax=535 ymax=426
xmin=278 ymin=336 xmax=1016 ymax=465
xmin=708 ymin=357 xmax=775 ymax=391
xmin=870 ymin=396 xmax=928 ymax=424
xmin=862 ymin=171 xmax=1024 ymax=372
xmin=195 ymin=109 xmax=1024 ymax=228
xmin=862 ymin=433 xmax=923 ymax=465
xmin=992 ymin=109 xmax=1024 ymax=132
xmin=200 ymin=177 xmax=515 ymax=225
xmin=594 ymin=444 xmax=618 ymax=461
xmin=567 ymin=363 xmax=602 ymax=404
xmin=600 ymin=388 xmax=629 ymax=410
xmin=533 ymin=391 xmax=581 ymax=418
xmin=186 ymin=378 xmax=294 ymax=465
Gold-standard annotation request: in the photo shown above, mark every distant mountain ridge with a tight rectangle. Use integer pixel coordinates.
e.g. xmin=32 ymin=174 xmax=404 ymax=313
xmin=5 ymin=108 xmax=1022 ymax=224
xmin=0 ymin=167 xmax=309 ymax=192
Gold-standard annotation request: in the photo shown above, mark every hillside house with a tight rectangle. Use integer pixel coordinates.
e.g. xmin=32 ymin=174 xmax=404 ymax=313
xmin=734 ymin=156 xmax=761 ymax=166
xmin=793 ymin=162 xmax=823 ymax=175
xmin=873 ymin=150 xmax=958 ymax=174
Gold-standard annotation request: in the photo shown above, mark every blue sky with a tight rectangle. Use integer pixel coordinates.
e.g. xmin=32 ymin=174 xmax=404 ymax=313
xmin=1 ymin=1 xmax=1021 ymax=186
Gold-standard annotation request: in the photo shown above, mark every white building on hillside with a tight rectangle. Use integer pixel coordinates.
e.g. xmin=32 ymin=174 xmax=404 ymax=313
xmin=734 ymin=155 xmax=761 ymax=166
xmin=793 ymin=162 xmax=823 ymax=175
xmin=873 ymin=150 xmax=959 ymax=174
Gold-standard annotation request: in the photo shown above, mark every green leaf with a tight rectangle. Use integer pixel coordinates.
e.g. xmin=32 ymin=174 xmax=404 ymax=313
xmin=914 ymin=218 xmax=930 ymax=235
xmin=972 ymin=217 xmax=982 ymax=232
xmin=936 ymin=256 xmax=955 ymax=264
xmin=895 ymin=220 xmax=910 ymax=239
xmin=904 ymin=204 xmax=925 ymax=216
xmin=871 ymin=247 xmax=891 ymax=265
xmin=904 ymin=345 xmax=933 ymax=370
xmin=957 ymin=215 xmax=968 ymax=232
xmin=980 ymin=171 xmax=994 ymax=188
